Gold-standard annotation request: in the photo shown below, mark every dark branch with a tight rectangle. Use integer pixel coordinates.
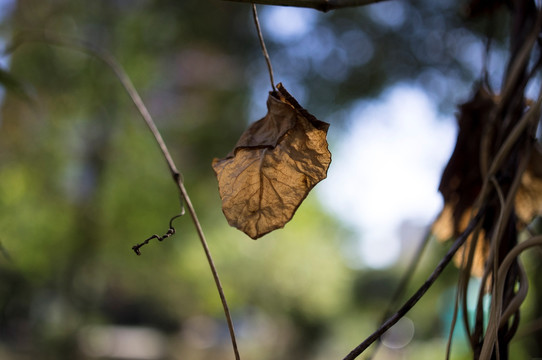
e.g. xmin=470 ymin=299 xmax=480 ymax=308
xmin=6 ymin=31 xmax=242 ymax=360
xmin=342 ymin=209 xmax=485 ymax=360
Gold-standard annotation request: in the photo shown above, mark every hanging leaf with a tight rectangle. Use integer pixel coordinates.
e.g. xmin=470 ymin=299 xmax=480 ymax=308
xmin=212 ymin=83 xmax=331 ymax=239
xmin=435 ymin=87 xmax=495 ymax=236
xmin=431 ymin=86 xmax=497 ymax=276
xmin=432 ymin=86 xmax=542 ymax=276
xmin=515 ymin=143 xmax=542 ymax=225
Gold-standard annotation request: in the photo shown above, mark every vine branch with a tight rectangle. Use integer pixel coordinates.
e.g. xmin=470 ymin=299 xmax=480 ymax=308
xmin=480 ymin=236 xmax=542 ymax=359
xmin=132 ymin=213 xmax=184 ymax=255
xmin=6 ymin=30 xmax=241 ymax=360
xmin=252 ymin=4 xmax=276 ymax=92
xmin=342 ymin=209 xmax=484 ymax=360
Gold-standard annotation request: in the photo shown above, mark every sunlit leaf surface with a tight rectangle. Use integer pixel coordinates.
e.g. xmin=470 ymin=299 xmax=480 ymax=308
xmin=213 ymin=83 xmax=331 ymax=239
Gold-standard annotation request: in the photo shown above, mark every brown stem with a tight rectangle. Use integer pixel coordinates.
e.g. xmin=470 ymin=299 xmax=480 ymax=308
xmin=342 ymin=210 xmax=484 ymax=360
xmin=480 ymin=236 xmax=542 ymax=359
xmin=251 ymin=4 xmax=276 ymax=92
xmin=7 ymin=30 xmax=241 ymax=360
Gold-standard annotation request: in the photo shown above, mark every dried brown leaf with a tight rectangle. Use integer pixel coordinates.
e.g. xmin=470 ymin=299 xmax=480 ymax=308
xmin=433 ymin=205 xmax=489 ymax=277
xmin=212 ymin=83 xmax=331 ymax=239
xmin=431 ymin=87 xmax=497 ymax=277
xmin=433 ymin=86 xmax=542 ymax=277
xmin=435 ymin=87 xmax=496 ymax=238
xmin=515 ymin=143 xmax=542 ymax=225
xmin=453 ymin=228 xmax=488 ymax=278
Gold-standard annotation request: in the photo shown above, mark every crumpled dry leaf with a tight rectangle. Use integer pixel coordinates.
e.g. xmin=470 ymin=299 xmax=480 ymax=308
xmin=515 ymin=143 xmax=542 ymax=225
xmin=212 ymin=83 xmax=331 ymax=239
xmin=434 ymin=87 xmax=495 ymax=237
xmin=432 ymin=86 xmax=542 ymax=277
xmin=431 ymin=87 xmax=498 ymax=276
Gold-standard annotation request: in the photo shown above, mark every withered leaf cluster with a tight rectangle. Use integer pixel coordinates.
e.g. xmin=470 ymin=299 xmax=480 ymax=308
xmin=432 ymin=86 xmax=542 ymax=276
xmin=213 ymin=83 xmax=331 ymax=239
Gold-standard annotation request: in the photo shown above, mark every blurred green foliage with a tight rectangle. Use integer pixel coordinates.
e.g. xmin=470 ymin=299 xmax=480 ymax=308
xmin=0 ymin=0 xmax=539 ymax=359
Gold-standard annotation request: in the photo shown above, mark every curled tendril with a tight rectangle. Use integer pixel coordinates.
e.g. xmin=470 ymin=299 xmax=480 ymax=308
xmin=132 ymin=211 xmax=185 ymax=255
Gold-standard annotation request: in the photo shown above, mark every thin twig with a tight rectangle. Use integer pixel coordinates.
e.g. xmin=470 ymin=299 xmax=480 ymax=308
xmin=480 ymin=12 xmax=541 ymax=179
xmin=488 ymin=175 xmax=507 ymax=360
xmin=500 ymin=262 xmax=527 ymax=328
xmin=132 ymin=214 xmax=185 ymax=255
xmin=448 ymin=223 xmax=483 ymax=359
xmin=485 ymin=85 xmax=542 ymax=180
xmin=472 ymin=15 xmax=542 ymax=351
xmin=499 ymin=11 xmax=542 ymax=106
xmin=252 ymin=4 xmax=276 ymax=92
xmin=342 ymin=210 xmax=484 ymax=360
xmin=445 ymin=284 xmax=460 ymax=360
xmin=479 ymin=143 xmax=532 ymax=360
xmin=6 ymin=30 xmax=241 ymax=360
xmin=462 ymin=223 xmax=483 ymax=344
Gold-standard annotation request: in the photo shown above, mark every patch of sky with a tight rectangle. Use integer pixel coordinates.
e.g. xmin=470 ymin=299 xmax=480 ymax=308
xmin=261 ymin=6 xmax=318 ymax=43
xmin=0 ymin=0 xmax=14 ymax=22
xmin=319 ymin=84 xmax=457 ymax=268
xmin=486 ymin=46 xmax=508 ymax=90
xmin=416 ymin=67 xmax=473 ymax=113
xmin=304 ymin=26 xmax=335 ymax=64
xmin=339 ymin=30 xmax=374 ymax=67
xmin=420 ymin=30 xmax=445 ymax=65
xmin=525 ymin=77 xmax=541 ymax=101
xmin=367 ymin=1 xmax=406 ymax=29
xmin=317 ymin=47 xmax=349 ymax=83
xmin=446 ymin=29 xmax=485 ymax=77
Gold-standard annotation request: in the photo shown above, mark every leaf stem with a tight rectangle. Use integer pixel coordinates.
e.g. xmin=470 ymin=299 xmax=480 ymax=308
xmin=252 ymin=4 xmax=276 ymax=92
xmin=7 ymin=30 xmax=241 ymax=360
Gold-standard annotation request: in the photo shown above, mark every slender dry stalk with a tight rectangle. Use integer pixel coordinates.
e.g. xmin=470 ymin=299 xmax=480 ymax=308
xmin=446 ymin=223 xmax=483 ymax=360
xmin=6 ymin=30 xmax=241 ymax=360
xmin=251 ymin=4 xmax=276 ymax=92
xmin=342 ymin=210 xmax=485 ymax=360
